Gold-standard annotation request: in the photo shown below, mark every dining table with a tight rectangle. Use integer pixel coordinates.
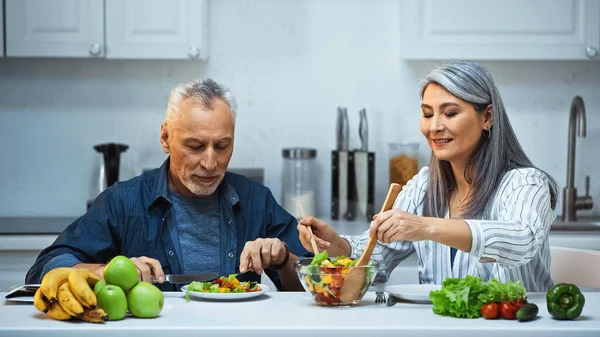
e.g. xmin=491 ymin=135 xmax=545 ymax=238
xmin=1 ymin=290 xmax=599 ymax=337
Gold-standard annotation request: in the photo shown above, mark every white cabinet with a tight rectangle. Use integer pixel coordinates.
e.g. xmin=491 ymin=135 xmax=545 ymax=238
xmin=4 ymin=0 xmax=209 ymax=60
xmin=105 ymin=0 xmax=209 ymax=60
xmin=0 ymin=1 xmax=4 ymax=57
xmin=5 ymin=0 xmax=104 ymax=58
xmin=401 ymin=0 xmax=600 ymax=60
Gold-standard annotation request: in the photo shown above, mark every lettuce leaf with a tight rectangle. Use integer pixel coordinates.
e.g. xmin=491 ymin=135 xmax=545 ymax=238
xmin=429 ymin=275 xmax=526 ymax=318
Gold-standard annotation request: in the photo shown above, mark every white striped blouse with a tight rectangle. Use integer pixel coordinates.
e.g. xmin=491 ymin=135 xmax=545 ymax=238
xmin=341 ymin=166 xmax=557 ymax=292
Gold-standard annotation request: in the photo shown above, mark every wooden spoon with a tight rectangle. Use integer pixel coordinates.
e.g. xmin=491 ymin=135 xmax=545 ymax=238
xmin=298 ymin=203 xmax=319 ymax=254
xmin=339 ymin=183 xmax=402 ymax=303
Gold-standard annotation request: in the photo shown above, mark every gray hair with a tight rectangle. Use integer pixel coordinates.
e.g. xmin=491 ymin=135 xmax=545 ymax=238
xmin=164 ymin=78 xmax=237 ymax=129
xmin=419 ymin=60 xmax=557 ymax=219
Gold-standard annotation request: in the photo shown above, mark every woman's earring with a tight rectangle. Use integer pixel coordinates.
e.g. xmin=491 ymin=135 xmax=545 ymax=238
xmin=483 ymin=128 xmax=491 ymax=139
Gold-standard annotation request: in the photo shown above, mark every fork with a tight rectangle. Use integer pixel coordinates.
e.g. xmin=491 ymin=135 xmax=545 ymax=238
xmin=371 ymin=269 xmax=388 ymax=304
xmin=375 ymin=291 xmax=386 ymax=303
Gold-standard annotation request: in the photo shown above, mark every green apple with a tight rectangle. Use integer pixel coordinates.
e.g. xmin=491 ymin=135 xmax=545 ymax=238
xmin=94 ymin=279 xmax=107 ymax=295
xmin=104 ymin=255 xmax=138 ymax=292
xmin=127 ymin=282 xmax=164 ymax=318
xmin=97 ymin=284 xmax=128 ymax=321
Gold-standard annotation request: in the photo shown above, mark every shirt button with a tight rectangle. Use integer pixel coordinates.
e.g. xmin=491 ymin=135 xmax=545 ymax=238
xmin=168 ymin=250 xmax=174 ymax=256
xmin=228 ymin=220 xmax=232 ymax=224
xmin=228 ymin=252 xmax=234 ymax=258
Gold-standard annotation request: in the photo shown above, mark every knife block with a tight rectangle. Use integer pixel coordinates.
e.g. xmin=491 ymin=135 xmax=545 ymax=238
xmin=331 ymin=150 xmax=375 ymax=221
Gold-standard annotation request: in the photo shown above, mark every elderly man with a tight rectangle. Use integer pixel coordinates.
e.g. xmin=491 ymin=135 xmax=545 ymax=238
xmin=26 ymin=78 xmax=309 ymax=291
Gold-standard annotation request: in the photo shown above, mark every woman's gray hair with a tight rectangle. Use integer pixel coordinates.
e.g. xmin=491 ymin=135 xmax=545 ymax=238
xmin=164 ymin=78 xmax=237 ymax=129
xmin=419 ymin=60 xmax=557 ymax=219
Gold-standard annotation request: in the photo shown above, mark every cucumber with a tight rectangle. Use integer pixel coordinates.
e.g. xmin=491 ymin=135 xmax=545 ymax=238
xmin=516 ymin=303 xmax=539 ymax=322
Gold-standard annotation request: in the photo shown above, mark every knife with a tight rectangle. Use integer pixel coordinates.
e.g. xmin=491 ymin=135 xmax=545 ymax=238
xmin=337 ymin=107 xmax=349 ymax=151
xmin=345 ymin=151 xmax=357 ymax=221
xmin=151 ymin=273 xmax=218 ymax=284
xmin=356 ymin=108 xmax=376 ymax=220
xmin=359 ymin=108 xmax=368 ymax=151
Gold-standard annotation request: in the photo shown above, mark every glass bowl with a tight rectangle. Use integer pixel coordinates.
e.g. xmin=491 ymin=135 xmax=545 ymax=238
xmin=295 ymin=257 xmax=379 ymax=306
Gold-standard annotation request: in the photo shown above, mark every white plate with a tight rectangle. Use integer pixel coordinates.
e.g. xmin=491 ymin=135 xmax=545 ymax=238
xmin=181 ymin=284 xmax=270 ymax=301
xmin=385 ymin=284 xmax=441 ymax=303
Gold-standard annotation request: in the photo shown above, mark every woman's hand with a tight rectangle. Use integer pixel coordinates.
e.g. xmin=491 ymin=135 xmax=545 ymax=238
xmin=369 ymin=209 xmax=431 ymax=244
xmin=297 ymin=216 xmax=350 ymax=257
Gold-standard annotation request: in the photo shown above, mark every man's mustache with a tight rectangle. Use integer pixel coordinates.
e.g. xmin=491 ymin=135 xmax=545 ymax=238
xmin=192 ymin=171 xmax=224 ymax=177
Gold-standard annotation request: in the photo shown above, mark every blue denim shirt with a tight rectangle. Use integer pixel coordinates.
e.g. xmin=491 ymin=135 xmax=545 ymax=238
xmin=25 ymin=157 xmax=310 ymax=291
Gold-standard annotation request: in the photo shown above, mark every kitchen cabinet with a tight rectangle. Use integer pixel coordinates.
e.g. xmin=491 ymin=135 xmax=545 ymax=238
xmin=4 ymin=0 xmax=209 ymax=60
xmin=401 ymin=0 xmax=600 ymax=60
xmin=105 ymin=0 xmax=209 ymax=60
xmin=5 ymin=0 xmax=105 ymax=58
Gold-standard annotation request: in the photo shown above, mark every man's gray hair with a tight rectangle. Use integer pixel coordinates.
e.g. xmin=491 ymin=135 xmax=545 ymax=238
xmin=164 ymin=78 xmax=237 ymax=128
xmin=419 ymin=60 xmax=558 ymax=219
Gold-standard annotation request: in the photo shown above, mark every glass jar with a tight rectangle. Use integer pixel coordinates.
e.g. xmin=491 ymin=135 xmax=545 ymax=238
xmin=388 ymin=142 xmax=419 ymax=190
xmin=282 ymin=148 xmax=317 ymax=219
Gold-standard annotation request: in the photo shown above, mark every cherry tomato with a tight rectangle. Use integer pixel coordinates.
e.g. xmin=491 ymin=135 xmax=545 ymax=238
xmin=513 ymin=297 xmax=526 ymax=310
xmin=500 ymin=301 xmax=518 ymax=320
xmin=315 ymin=293 xmax=326 ymax=304
xmin=481 ymin=302 xmax=499 ymax=319
xmin=331 ymin=276 xmax=344 ymax=288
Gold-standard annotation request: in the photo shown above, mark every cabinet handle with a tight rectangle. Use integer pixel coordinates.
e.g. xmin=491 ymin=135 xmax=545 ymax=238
xmin=89 ymin=43 xmax=102 ymax=56
xmin=188 ymin=46 xmax=200 ymax=59
xmin=586 ymin=46 xmax=598 ymax=59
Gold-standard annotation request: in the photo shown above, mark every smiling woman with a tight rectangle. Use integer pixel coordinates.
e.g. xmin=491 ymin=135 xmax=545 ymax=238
xmin=297 ymin=60 xmax=560 ymax=292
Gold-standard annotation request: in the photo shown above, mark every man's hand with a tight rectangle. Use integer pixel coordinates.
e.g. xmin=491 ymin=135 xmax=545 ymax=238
xmin=74 ymin=256 xmax=166 ymax=284
xmin=130 ymin=256 xmax=165 ymax=283
xmin=73 ymin=263 xmax=106 ymax=280
xmin=239 ymin=238 xmax=287 ymax=275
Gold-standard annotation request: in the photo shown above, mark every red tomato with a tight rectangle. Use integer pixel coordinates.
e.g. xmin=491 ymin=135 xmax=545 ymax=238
xmin=481 ymin=302 xmax=499 ymax=319
xmin=513 ymin=297 xmax=525 ymax=309
xmin=315 ymin=293 xmax=326 ymax=304
xmin=331 ymin=276 xmax=344 ymax=289
xmin=500 ymin=301 xmax=517 ymax=320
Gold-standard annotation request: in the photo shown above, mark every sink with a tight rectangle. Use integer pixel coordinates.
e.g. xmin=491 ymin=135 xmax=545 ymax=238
xmin=551 ymin=216 xmax=600 ymax=232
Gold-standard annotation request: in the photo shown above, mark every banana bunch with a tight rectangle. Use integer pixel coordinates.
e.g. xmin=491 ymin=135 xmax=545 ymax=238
xmin=33 ymin=267 xmax=108 ymax=323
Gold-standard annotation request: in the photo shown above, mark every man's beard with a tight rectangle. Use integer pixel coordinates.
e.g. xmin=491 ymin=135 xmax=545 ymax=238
xmin=181 ymin=171 xmax=225 ymax=196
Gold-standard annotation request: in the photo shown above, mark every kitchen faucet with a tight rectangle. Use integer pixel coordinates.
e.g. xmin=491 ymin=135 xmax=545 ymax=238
xmin=562 ymin=95 xmax=593 ymax=222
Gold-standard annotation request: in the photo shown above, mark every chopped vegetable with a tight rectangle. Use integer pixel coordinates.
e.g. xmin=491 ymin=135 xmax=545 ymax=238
xmin=429 ymin=275 xmax=526 ymax=318
xmin=301 ymin=251 xmax=371 ymax=306
xmin=546 ymin=283 xmax=585 ymax=320
xmin=311 ymin=251 xmax=329 ymax=266
xmin=185 ymin=274 xmax=261 ymax=302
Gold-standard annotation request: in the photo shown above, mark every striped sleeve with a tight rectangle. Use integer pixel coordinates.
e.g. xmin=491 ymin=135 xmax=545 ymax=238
xmin=464 ymin=169 xmax=556 ymax=268
xmin=340 ymin=167 xmax=428 ymax=275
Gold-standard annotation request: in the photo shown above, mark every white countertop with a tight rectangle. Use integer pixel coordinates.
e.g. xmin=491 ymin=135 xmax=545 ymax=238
xmin=1 ymin=291 xmax=599 ymax=336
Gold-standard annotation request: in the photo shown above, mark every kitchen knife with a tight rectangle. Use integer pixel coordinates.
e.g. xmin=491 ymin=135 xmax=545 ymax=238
xmin=359 ymin=108 xmax=368 ymax=151
xmin=337 ymin=107 xmax=349 ymax=151
xmin=152 ymin=273 xmax=219 ymax=284
xmin=356 ymin=108 xmax=374 ymax=220
xmin=345 ymin=152 xmax=357 ymax=221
